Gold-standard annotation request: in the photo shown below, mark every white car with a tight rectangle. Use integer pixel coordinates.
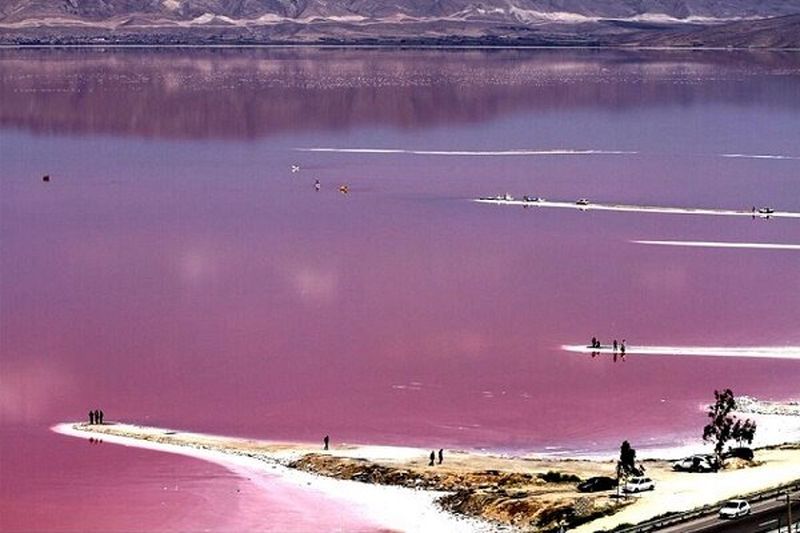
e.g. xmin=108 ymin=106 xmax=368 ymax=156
xmin=623 ymin=476 xmax=655 ymax=493
xmin=672 ymin=455 xmax=717 ymax=473
xmin=719 ymin=499 xmax=750 ymax=518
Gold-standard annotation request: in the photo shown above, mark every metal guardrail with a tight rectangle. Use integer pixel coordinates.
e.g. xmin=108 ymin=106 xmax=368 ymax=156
xmin=610 ymin=479 xmax=800 ymax=533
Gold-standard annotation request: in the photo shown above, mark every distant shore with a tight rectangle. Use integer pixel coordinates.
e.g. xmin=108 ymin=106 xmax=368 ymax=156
xmin=3 ymin=44 xmax=800 ymax=51
xmin=54 ymin=408 xmax=800 ymax=532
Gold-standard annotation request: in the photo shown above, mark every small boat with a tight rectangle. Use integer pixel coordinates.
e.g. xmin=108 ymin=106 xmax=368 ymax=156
xmin=758 ymin=207 xmax=775 ymax=214
xmin=339 ymin=185 xmax=349 ymax=194
xmin=290 ymin=164 xmax=301 ymax=173
xmin=576 ymin=198 xmax=590 ymax=206
xmin=523 ymin=195 xmax=545 ymax=203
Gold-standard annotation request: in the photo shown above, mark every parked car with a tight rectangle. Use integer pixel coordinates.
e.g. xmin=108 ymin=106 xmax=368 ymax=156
xmin=719 ymin=499 xmax=751 ymax=518
xmin=724 ymin=447 xmax=754 ymax=461
xmin=672 ymin=455 xmax=718 ymax=473
xmin=522 ymin=195 xmax=545 ymax=203
xmin=623 ymin=476 xmax=655 ymax=493
xmin=577 ymin=476 xmax=617 ymax=493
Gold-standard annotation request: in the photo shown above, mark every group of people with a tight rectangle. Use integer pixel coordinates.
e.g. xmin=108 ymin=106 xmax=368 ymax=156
xmin=322 ymin=436 xmax=445 ymax=467
xmin=428 ymin=449 xmax=444 ymax=466
xmin=87 ymin=409 xmax=105 ymax=425
xmin=589 ymin=337 xmax=628 ymax=361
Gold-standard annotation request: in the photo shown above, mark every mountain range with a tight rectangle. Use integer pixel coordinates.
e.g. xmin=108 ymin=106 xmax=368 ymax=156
xmin=2 ymin=0 xmax=800 ymax=47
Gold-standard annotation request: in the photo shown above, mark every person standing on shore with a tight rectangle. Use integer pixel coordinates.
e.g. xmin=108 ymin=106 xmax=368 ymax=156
xmin=613 ymin=340 xmax=618 ymax=352
xmin=429 ymin=451 xmax=435 ymax=466
xmin=323 ymin=435 xmax=329 ymax=450
xmin=94 ymin=409 xmax=100 ymax=425
xmin=99 ymin=410 xmax=104 ymax=424
xmin=438 ymin=449 xmax=444 ymax=464
xmin=88 ymin=410 xmax=94 ymax=425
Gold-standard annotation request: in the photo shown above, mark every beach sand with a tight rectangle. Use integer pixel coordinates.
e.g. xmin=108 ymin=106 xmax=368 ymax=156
xmin=53 ymin=420 xmax=800 ymax=532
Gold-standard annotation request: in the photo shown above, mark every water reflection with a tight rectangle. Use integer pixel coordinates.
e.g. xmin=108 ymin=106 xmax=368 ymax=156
xmin=2 ymin=48 xmax=799 ymax=139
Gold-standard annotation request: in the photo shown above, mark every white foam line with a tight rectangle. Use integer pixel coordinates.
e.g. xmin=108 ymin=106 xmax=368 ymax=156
xmin=633 ymin=240 xmax=800 ymax=250
xmin=721 ymin=153 xmax=800 ymax=161
xmin=563 ymin=345 xmax=800 ymax=360
xmin=295 ymin=147 xmax=637 ymax=156
xmin=474 ymin=198 xmax=800 ymax=219
xmin=52 ymin=423 xmax=485 ymax=533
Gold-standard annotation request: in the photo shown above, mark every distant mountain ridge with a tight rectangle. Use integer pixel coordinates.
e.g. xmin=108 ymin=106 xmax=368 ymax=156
xmin=2 ymin=0 xmax=800 ymax=47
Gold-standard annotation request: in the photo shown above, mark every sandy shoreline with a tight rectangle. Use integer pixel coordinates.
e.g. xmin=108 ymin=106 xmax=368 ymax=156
xmin=53 ymin=423 xmax=490 ymax=532
xmin=54 ymin=416 xmax=800 ymax=532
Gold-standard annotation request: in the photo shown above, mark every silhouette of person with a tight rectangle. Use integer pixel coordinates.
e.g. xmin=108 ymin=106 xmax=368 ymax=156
xmin=591 ymin=337 xmax=597 ymax=348
xmin=99 ymin=410 xmax=104 ymax=424
xmin=620 ymin=344 xmax=626 ymax=357
xmin=429 ymin=451 xmax=435 ymax=466
xmin=89 ymin=410 xmax=94 ymax=425
xmin=94 ymin=409 xmax=100 ymax=425
xmin=323 ymin=435 xmax=329 ymax=451
xmin=438 ymin=449 xmax=444 ymax=464
xmin=613 ymin=340 xmax=618 ymax=352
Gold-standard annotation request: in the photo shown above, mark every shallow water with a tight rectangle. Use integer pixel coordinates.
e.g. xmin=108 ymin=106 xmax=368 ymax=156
xmin=2 ymin=47 xmax=800 ymax=531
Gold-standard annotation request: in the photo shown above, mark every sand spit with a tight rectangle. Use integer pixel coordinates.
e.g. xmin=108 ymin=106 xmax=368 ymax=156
xmin=474 ymin=198 xmax=800 ymax=219
xmin=54 ymin=421 xmax=800 ymax=532
xmin=53 ymin=423 xmax=488 ymax=532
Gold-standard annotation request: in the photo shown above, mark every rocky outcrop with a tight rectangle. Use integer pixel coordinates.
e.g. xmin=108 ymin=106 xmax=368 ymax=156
xmin=289 ymin=454 xmax=625 ymax=531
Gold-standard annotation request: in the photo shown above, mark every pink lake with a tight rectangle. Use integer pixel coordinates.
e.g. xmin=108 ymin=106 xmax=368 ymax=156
xmin=1 ymin=48 xmax=799 ymax=531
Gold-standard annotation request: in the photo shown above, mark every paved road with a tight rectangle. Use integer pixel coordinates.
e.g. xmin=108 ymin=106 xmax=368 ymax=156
xmin=659 ymin=498 xmax=800 ymax=533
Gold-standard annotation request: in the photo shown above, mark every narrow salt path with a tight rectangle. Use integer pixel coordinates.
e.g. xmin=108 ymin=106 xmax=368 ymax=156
xmin=562 ymin=345 xmax=800 ymax=360
xmin=296 ymin=147 xmax=637 ymax=156
xmin=632 ymin=240 xmax=800 ymax=250
xmin=473 ymin=198 xmax=800 ymax=219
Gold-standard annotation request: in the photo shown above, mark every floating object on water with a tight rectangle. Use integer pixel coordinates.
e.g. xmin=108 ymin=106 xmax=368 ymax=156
xmin=758 ymin=207 xmax=775 ymax=215
xmin=576 ymin=198 xmax=590 ymax=206
xmin=339 ymin=185 xmax=349 ymax=194
xmin=314 ymin=179 xmax=321 ymax=191
xmin=42 ymin=174 xmax=50 ymax=182
xmin=291 ymin=164 xmax=301 ymax=173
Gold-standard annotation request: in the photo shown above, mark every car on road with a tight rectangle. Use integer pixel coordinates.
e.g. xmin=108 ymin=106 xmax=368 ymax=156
xmin=623 ymin=476 xmax=655 ymax=493
xmin=522 ymin=195 xmax=545 ymax=203
xmin=672 ymin=455 xmax=718 ymax=473
xmin=577 ymin=476 xmax=617 ymax=493
xmin=719 ymin=499 xmax=751 ymax=518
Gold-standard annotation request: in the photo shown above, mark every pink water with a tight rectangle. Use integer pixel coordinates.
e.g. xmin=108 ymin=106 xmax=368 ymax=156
xmin=1 ymin=48 xmax=799 ymax=531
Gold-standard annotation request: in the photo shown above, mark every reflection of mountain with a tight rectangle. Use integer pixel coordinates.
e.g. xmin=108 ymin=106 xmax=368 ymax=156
xmin=1 ymin=48 xmax=798 ymax=140
xmin=1 ymin=1 xmax=800 ymax=46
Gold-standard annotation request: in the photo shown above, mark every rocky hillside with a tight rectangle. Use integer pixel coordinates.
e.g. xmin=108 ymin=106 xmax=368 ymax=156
xmin=1 ymin=0 xmax=800 ymax=46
